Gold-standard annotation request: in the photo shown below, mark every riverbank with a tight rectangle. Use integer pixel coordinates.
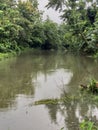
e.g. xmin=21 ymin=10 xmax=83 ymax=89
xmin=0 ymin=52 xmax=17 ymax=61
xmin=0 ymin=47 xmax=34 ymax=61
xmin=0 ymin=48 xmax=96 ymax=62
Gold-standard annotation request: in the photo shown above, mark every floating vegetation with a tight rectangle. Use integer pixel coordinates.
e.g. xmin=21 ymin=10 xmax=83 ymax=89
xmin=34 ymin=92 xmax=98 ymax=107
xmin=35 ymin=99 xmax=59 ymax=105
xmin=34 ymin=95 xmax=78 ymax=105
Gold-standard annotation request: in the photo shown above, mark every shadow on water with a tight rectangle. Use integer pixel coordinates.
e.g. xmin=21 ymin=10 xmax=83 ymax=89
xmin=0 ymin=50 xmax=98 ymax=130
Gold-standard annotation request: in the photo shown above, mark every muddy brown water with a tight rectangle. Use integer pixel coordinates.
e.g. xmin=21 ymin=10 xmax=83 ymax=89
xmin=0 ymin=50 xmax=98 ymax=130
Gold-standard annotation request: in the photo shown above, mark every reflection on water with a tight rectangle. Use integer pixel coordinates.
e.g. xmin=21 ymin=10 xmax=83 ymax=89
xmin=0 ymin=50 xmax=98 ymax=130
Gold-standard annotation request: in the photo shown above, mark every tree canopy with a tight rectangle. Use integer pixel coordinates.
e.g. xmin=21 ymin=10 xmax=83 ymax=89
xmin=1 ymin=0 xmax=98 ymax=55
xmin=46 ymin=0 xmax=98 ymax=54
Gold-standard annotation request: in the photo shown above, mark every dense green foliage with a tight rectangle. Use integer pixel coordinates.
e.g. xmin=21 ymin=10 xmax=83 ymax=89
xmin=47 ymin=0 xmax=98 ymax=54
xmin=1 ymin=0 xmax=98 ymax=54
xmin=0 ymin=0 xmax=63 ymax=54
xmin=80 ymin=119 xmax=98 ymax=130
xmin=0 ymin=0 xmax=40 ymax=53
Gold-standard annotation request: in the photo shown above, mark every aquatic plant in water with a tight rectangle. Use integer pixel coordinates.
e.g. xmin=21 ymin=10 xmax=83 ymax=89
xmin=34 ymin=94 xmax=78 ymax=105
xmin=80 ymin=79 xmax=98 ymax=94
xmin=80 ymin=119 xmax=98 ymax=130
xmin=35 ymin=99 xmax=59 ymax=105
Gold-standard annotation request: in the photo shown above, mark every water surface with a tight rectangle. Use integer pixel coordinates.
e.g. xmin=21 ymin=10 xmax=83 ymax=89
xmin=0 ymin=50 xmax=98 ymax=130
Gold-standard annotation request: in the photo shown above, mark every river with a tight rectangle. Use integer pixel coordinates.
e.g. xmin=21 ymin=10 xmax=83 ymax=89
xmin=0 ymin=50 xmax=98 ymax=130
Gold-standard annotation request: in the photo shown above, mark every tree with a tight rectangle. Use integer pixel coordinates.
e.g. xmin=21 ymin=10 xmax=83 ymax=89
xmin=17 ymin=0 xmax=40 ymax=47
xmin=41 ymin=18 xmax=61 ymax=50
xmin=0 ymin=0 xmax=41 ymax=52
xmin=46 ymin=0 xmax=98 ymax=53
xmin=0 ymin=0 xmax=21 ymax=52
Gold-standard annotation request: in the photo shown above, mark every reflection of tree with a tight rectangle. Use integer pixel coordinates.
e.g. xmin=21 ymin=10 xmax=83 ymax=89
xmin=0 ymin=49 xmax=98 ymax=115
xmin=0 ymin=60 xmax=35 ymax=108
xmin=45 ymin=92 xmax=98 ymax=130
xmin=64 ymin=103 xmax=79 ymax=130
xmin=0 ymin=51 xmax=66 ymax=109
xmin=46 ymin=104 xmax=58 ymax=124
xmin=63 ymin=55 xmax=98 ymax=93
